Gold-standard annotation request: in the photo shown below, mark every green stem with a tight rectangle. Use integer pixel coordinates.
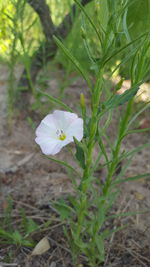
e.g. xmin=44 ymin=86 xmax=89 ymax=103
xmin=103 ymin=98 xmax=133 ymax=195
xmin=76 ymin=69 xmax=103 ymax=238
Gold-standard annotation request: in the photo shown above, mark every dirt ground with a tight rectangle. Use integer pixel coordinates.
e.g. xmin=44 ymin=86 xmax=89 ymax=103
xmin=0 ymin=64 xmax=150 ymax=267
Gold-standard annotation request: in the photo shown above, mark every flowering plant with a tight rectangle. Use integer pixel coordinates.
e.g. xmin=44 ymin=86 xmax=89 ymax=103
xmin=35 ymin=0 xmax=150 ymax=265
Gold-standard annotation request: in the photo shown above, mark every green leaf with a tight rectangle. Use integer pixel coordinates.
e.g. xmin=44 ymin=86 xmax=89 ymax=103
xmin=74 ymin=0 xmax=102 ymax=45
xmin=74 ymin=137 xmax=85 ymax=169
xmin=26 ymin=218 xmax=39 ymax=234
xmin=115 ymin=78 xmax=125 ymax=91
xmin=38 ymin=90 xmax=73 ymax=113
xmin=46 ymin=156 xmax=80 ymax=176
xmin=126 ymin=127 xmax=150 ymax=135
xmin=121 ymin=142 xmax=150 ymax=160
xmin=114 ymin=155 xmax=133 ymax=182
xmin=71 ymin=229 xmax=88 ymax=250
xmin=101 ymin=225 xmax=128 ymax=240
xmin=54 ymin=199 xmax=74 ymax=221
xmin=103 ymin=31 xmax=149 ymax=66
xmin=95 ymin=235 xmax=105 ymax=262
xmin=97 ymin=208 xmax=105 ymax=227
xmin=105 ymin=190 xmax=119 ymax=211
xmin=123 ymin=7 xmax=131 ymax=42
xmin=127 ymin=101 xmax=150 ymax=128
xmin=98 ymin=132 xmax=109 ymax=167
xmin=12 ymin=231 xmax=22 ymax=244
xmin=108 ymin=209 xmax=150 ymax=219
xmin=53 ymin=36 xmax=91 ymax=88
xmin=68 ymin=195 xmax=79 ymax=210
xmin=0 ymin=228 xmax=12 ymax=239
xmin=104 ymin=83 xmax=140 ymax=110
xmin=113 ymin=173 xmax=150 ymax=185
xmin=0 ymin=228 xmax=34 ymax=247
xmin=21 ymin=239 xmax=34 ymax=247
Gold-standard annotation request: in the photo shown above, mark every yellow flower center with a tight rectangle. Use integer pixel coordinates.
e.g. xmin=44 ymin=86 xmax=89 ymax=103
xmin=59 ymin=133 xmax=66 ymax=141
xmin=56 ymin=129 xmax=66 ymax=141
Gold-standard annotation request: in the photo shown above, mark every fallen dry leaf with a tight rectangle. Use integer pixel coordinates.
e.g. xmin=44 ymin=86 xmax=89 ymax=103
xmin=31 ymin=236 xmax=50 ymax=256
xmin=134 ymin=192 xmax=145 ymax=201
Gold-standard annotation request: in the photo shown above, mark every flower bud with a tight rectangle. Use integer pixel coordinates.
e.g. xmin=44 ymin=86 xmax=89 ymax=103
xmin=80 ymin=93 xmax=85 ymax=108
xmin=81 ymin=27 xmax=86 ymax=39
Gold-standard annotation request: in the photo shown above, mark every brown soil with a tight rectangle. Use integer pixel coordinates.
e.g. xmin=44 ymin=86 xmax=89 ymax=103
xmin=0 ymin=65 xmax=150 ymax=267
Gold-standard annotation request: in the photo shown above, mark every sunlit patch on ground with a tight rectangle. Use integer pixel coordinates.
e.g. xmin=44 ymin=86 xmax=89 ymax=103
xmin=112 ymin=76 xmax=150 ymax=103
xmin=135 ymin=83 xmax=150 ymax=102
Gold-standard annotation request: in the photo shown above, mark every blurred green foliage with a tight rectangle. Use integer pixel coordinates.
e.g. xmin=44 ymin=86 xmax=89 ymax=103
xmin=0 ymin=0 xmax=73 ymax=59
xmin=127 ymin=0 xmax=150 ymax=39
xmin=0 ymin=0 xmax=43 ymax=59
xmin=0 ymin=0 xmax=149 ymax=124
xmin=0 ymin=0 xmax=149 ymax=59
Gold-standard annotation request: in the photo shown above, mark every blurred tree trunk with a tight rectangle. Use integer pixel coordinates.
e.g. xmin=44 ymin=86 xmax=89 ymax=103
xmin=18 ymin=0 xmax=92 ymax=92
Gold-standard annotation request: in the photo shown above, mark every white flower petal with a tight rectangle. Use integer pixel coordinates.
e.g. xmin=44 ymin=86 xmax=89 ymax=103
xmin=53 ymin=110 xmax=66 ymax=130
xmin=53 ymin=110 xmax=78 ymax=131
xmin=35 ymin=137 xmax=63 ymax=155
xmin=36 ymin=122 xmax=57 ymax=139
xmin=66 ymin=118 xmax=83 ymax=141
xmin=42 ymin=114 xmax=57 ymax=130
xmin=64 ymin=111 xmax=78 ymax=127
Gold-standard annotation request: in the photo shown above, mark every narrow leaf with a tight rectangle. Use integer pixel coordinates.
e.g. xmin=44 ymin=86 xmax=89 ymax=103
xmin=121 ymin=142 xmax=150 ymax=160
xmin=108 ymin=209 xmax=150 ymax=219
xmin=54 ymin=199 xmax=74 ymax=220
xmin=101 ymin=225 xmax=127 ymax=239
xmin=53 ymin=36 xmax=91 ymax=88
xmin=113 ymin=173 xmax=150 ymax=185
xmin=104 ymin=84 xmax=140 ymax=110
xmin=103 ymin=31 xmax=149 ymax=66
xmin=127 ymin=101 xmax=150 ymax=128
xmin=126 ymin=127 xmax=150 ymax=135
xmin=95 ymin=236 xmax=105 ymax=262
xmin=74 ymin=137 xmax=85 ymax=169
xmin=74 ymin=0 xmax=102 ymax=45
xmin=46 ymin=156 xmax=80 ymax=176
xmin=38 ymin=90 xmax=73 ymax=112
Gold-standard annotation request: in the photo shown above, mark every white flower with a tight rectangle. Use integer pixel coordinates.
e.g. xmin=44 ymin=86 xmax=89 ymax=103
xmin=35 ymin=110 xmax=83 ymax=155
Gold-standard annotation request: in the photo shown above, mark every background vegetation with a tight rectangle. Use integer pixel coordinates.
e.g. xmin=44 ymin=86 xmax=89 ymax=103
xmin=0 ymin=0 xmax=150 ymax=266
